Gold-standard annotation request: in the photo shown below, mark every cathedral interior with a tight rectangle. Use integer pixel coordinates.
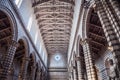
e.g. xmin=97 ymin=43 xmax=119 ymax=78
xmin=0 ymin=0 xmax=120 ymax=80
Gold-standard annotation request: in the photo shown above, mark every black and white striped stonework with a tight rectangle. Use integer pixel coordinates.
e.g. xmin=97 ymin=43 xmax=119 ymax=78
xmin=95 ymin=0 xmax=120 ymax=77
xmin=95 ymin=0 xmax=120 ymax=53
xmin=81 ymin=39 xmax=96 ymax=80
xmin=109 ymin=0 xmax=120 ymax=22
xmin=101 ymin=0 xmax=120 ymax=42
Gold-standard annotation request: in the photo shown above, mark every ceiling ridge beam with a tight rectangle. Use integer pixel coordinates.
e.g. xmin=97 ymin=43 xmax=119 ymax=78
xmin=89 ymin=32 xmax=105 ymax=39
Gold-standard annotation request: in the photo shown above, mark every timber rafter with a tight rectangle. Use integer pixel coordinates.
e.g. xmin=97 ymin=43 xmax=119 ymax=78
xmin=32 ymin=0 xmax=74 ymax=54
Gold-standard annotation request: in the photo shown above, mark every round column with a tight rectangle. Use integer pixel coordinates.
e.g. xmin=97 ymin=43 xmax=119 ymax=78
xmin=81 ymin=39 xmax=97 ymax=80
xmin=0 ymin=40 xmax=18 ymax=80
xmin=76 ymin=56 xmax=84 ymax=80
xmin=18 ymin=57 xmax=29 ymax=80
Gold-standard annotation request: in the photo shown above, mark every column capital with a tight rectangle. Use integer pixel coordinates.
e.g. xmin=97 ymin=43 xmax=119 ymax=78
xmin=94 ymin=0 xmax=102 ymax=11
xmin=108 ymin=46 xmax=113 ymax=51
xmin=75 ymin=56 xmax=80 ymax=61
xmin=22 ymin=57 xmax=30 ymax=61
xmin=9 ymin=40 xmax=18 ymax=47
xmin=71 ymin=61 xmax=76 ymax=69
xmin=93 ymin=4 xmax=98 ymax=12
xmin=69 ymin=66 xmax=73 ymax=71
xmin=32 ymin=65 xmax=36 ymax=68
xmin=82 ymin=1 xmax=91 ymax=9
xmin=80 ymin=38 xmax=91 ymax=45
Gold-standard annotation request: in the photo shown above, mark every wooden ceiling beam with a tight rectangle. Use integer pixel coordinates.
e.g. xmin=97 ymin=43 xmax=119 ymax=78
xmin=32 ymin=0 xmax=74 ymax=7
xmin=40 ymin=24 xmax=71 ymax=28
xmin=44 ymin=39 xmax=69 ymax=42
xmin=91 ymin=46 xmax=100 ymax=51
xmin=89 ymin=23 xmax=102 ymax=29
xmin=14 ymin=54 xmax=23 ymax=59
xmin=35 ymin=4 xmax=73 ymax=8
xmin=0 ymin=35 xmax=12 ymax=42
xmin=0 ymin=27 xmax=11 ymax=33
xmin=43 ymin=37 xmax=69 ymax=40
xmin=16 ymin=49 xmax=25 ymax=55
xmin=38 ymin=17 xmax=72 ymax=20
xmin=41 ymin=33 xmax=70 ymax=36
xmin=32 ymin=0 xmax=74 ymax=54
xmin=0 ymin=17 xmax=7 ymax=22
xmin=46 ymin=45 xmax=68 ymax=47
xmin=38 ymin=19 xmax=72 ymax=23
xmin=89 ymin=32 xmax=106 ymax=39
xmin=46 ymin=43 xmax=68 ymax=45
xmin=44 ymin=41 xmax=69 ymax=44
xmin=47 ymin=50 xmax=67 ymax=54
xmin=42 ymin=33 xmax=69 ymax=36
xmin=32 ymin=0 xmax=50 ymax=7
xmin=41 ymin=30 xmax=70 ymax=33
xmin=39 ymin=22 xmax=71 ymax=25
xmin=91 ymin=40 xmax=104 ymax=47
xmin=36 ymin=13 xmax=73 ymax=19
xmin=48 ymin=46 xmax=68 ymax=48
xmin=47 ymin=47 xmax=68 ymax=50
xmin=36 ymin=12 xmax=73 ymax=15
xmin=43 ymin=35 xmax=69 ymax=38
xmin=41 ymin=29 xmax=71 ymax=32
xmin=45 ymin=42 xmax=69 ymax=44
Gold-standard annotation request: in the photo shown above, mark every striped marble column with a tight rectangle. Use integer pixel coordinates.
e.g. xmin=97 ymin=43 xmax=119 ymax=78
xmin=36 ymin=70 xmax=41 ymax=80
xmin=69 ymin=67 xmax=74 ymax=80
xmin=18 ymin=57 xmax=29 ymax=80
xmin=71 ymin=70 xmax=74 ymax=80
xmin=109 ymin=0 xmax=120 ymax=21
xmin=76 ymin=56 xmax=84 ymax=80
xmin=100 ymin=0 xmax=120 ymax=42
xmin=72 ymin=61 xmax=78 ymax=80
xmin=95 ymin=0 xmax=120 ymax=78
xmin=39 ymin=70 xmax=42 ymax=80
xmin=81 ymin=39 xmax=96 ymax=80
xmin=0 ymin=40 xmax=18 ymax=80
xmin=41 ymin=71 xmax=44 ymax=80
xmin=31 ymin=65 xmax=36 ymax=80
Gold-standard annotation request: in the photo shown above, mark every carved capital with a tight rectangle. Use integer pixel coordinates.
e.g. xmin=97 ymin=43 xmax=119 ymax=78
xmin=9 ymin=40 xmax=18 ymax=48
xmin=75 ymin=56 xmax=80 ymax=61
xmin=72 ymin=65 xmax=76 ymax=69
xmin=94 ymin=0 xmax=103 ymax=11
xmin=32 ymin=65 xmax=36 ymax=68
xmin=83 ymin=1 xmax=91 ymax=9
xmin=22 ymin=57 xmax=30 ymax=61
xmin=69 ymin=66 xmax=73 ymax=71
xmin=108 ymin=46 xmax=113 ymax=51
xmin=80 ymin=38 xmax=91 ymax=45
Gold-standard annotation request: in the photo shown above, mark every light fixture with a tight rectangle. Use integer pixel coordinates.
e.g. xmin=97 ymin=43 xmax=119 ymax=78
xmin=55 ymin=55 xmax=61 ymax=61
xmin=108 ymin=46 xmax=113 ymax=51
